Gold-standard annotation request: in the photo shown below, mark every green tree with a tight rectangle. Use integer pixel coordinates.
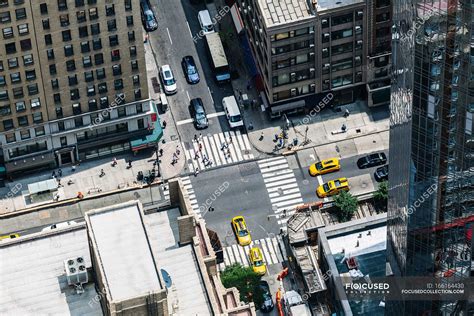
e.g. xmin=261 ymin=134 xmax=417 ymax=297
xmin=333 ymin=190 xmax=358 ymax=222
xmin=373 ymin=181 xmax=388 ymax=212
xmin=221 ymin=263 xmax=263 ymax=306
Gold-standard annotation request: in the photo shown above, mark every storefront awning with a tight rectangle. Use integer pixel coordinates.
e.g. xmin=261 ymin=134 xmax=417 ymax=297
xmin=130 ymin=119 xmax=163 ymax=151
xmin=28 ymin=179 xmax=57 ymax=195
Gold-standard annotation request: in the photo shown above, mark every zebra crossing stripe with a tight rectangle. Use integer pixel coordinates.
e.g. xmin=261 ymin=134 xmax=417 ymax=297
xmin=263 ymin=174 xmax=296 ymax=184
xmin=240 ymin=131 xmax=252 ymax=151
xmin=272 ymin=238 xmax=284 ymax=262
xmin=213 ymin=133 xmax=227 ymax=163
xmin=238 ymin=244 xmax=249 ymax=266
xmin=207 ymin=135 xmax=221 ymax=166
xmin=267 ymin=182 xmax=298 ymax=193
xmin=227 ymin=246 xmax=236 ymax=265
xmin=265 ymin=178 xmax=298 ymax=188
xmin=182 ymin=142 xmax=194 ymax=172
xmin=261 ymin=169 xmax=294 ymax=178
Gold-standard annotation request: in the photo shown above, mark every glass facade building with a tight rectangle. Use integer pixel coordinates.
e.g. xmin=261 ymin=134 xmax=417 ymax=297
xmin=387 ymin=0 xmax=473 ymax=314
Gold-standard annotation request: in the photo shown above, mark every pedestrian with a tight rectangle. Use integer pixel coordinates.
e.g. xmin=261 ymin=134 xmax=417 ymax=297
xmin=57 ymin=179 xmax=62 ymax=187
xmin=193 ymin=134 xmax=198 ymax=142
xmin=283 ymin=209 xmax=287 ymax=217
xmin=172 ymin=153 xmax=178 ymax=160
xmin=209 ymin=207 xmax=215 ymax=212
xmin=199 ymin=143 xmax=203 ymax=152
xmin=176 ymin=146 xmax=180 ymax=155
xmin=202 ymin=154 xmax=208 ymax=164
xmin=344 ymin=108 xmax=350 ymax=117
xmin=128 ymin=159 xmax=132 ymax=168
xmin=199 ymin=133 xmax=203 ymax=141
xmin=144 ymin=33 xmax=149 ymax=43
xmin=162 ymin=120 xmax=167 ymax=128
xmin=58 ymin=168 xmax=62 ymax=177
xmin=259 ymin=132 xmax=264 ymax=141
xmin=52 ymin=170 xmax=56 ymax=178
xmin=72 ymin=165 xmax=76 ymax=172
xmin=226 ymin=148 xmax=231 ymax=158
xmin=194 ymin=168 xmax=199 ymax=177
xmin=228 ymin=135 xmax=232 ymax=144
xmin=171 ymin=158 xmax=177 ymax=166
xmin=159 ymin=148 xmax=163 ymax=157
xmin=100 ymin=168 xmax=105 ymax=177
xmin=194 ymin=152 xmax=200 ymax=160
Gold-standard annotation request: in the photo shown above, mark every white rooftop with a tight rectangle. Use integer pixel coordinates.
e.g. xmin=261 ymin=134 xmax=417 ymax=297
xmin=316 ymin=0 xmax=364 ymax=12
xmin=87 ymin=203 xmax=162 ymax=301
xmin=327 ymin=225 xmax=386 ymax=258
xmin=0 ymin=227 xmax=102 ymax=316
xmin=258 ymin=0 xmax=312 ymax=27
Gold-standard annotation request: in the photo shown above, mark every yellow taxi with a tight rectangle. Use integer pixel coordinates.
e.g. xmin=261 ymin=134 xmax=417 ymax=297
xmin=232 ymin=216 xmax=251 ymax=246
xmin=316 ymin=177 xmax=350 ymax=198
xmin=249 ymin=247 xmax=267 ymax=275
xmin=309 ymin=158 xmax=340 ymax=176
xmin=0 ymin=233 xmax=20 ymax=241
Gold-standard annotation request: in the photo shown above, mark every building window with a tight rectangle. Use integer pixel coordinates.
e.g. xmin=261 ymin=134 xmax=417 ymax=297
xmin=332 ymin=13 xmax=353 ymax=26
xmin=79 ymin=25 xmax=88 ymax=37
xmin=5 ymin=42 xmax=16 ymax=54
xmin=137 ymin=118 xmax=144 ymax=129
xmin=3 ymin=119 xmax=13 ymax=130
xmin=53 ymin=93 xmax=61 ymax=103
xmin=40 ymin=3 xmax=48 ymax=14
xmin=332 ymin=28 xmax=352 ymax=40
xmin=118 ymin=106 xmax=126 ymax=117
xmin=49 ymin=64 xmax=57 ymax=75
xmin=72 ymin=102 xmax=81 ymax=114
xmin=98 ymin=82 xmax=107 ymax=93
xmin=84 ymin=71 xmax=94 ymax=82
xmin=46 ymin=34 xmax=54 ymax=45
xmin=8 ymin=57 xmax=18 ymax=68
xmin=66 ymin=60 xmax=76 ymax=71
xmin=355 ymin=55 xmax=362 ymax=66
xmin=0 ymin=61 xmax=3 ymax=71
xmin=332 ymin=40 xmax=354 ymax=55
xmin=129 ymin=46 xmax=137 ymax=57
xmin=15 ymin=101 xmax=26 ymax=112
xmin=18 ymin=23 xmax=28 ymax=35
xmin=35 ymin=126 xmax=45 ymax=136
xmin=96 ymin=68 xmax=105 ymax=79
xmin=10 ymin=72 xmax=21 ymax=83
xmin=331 ymin=58 xmax=353 ymax=72
xmin=15 ymin=8 xmax=26 ymax=20
xmin=58 ymin=0 xmax=67 ymax=10
xmin=107 ymin=19 xmax=116 ymax=31
xmin=92 ymin=38 xmax=102 ymax=50
xmin=64 ymin=44 xmax=74 ymax=57
xmin=109 ymin=34 xmax=118 ymax=46
xmin=88 ymin=99 xmax=97 ymax=111
xmin=32 ymin=111 xmax=43 ymax=123
xmin=126 ymin=15 xmax=133 ymax=26
xmin=2 ymin=27 xmax=13 ymax=39
xmin=124 ymin=0 xmax=132 ymax=11
xmin=18 ymin=115 xmax=28 ymax=126
xmin=51 ymin=78 xmax=59 ymax=89
xmin=134 ymin=88 xmax=141 ymax=100
xmin=20 ymin=38 xmax=31 ymax=51
xmin=0 ymin=0 xmax=7 ymax=7
xmin=42 ymin=19 xmax=50 ymax=29
xmin=74 ymin=117 xmax=83 ymax=127
xmin=88 ymin=0 xmax=97 ymax=4
xmin=355 ymin=71 xmax=362 ymax=82
xmin=112 ymin=64 xmax=121 ymax=75
xmin=91 ymin=23 xmax=100 ymax=35
xmin=68 ymin=74 xmax=78 ymax=86
xmin=0 ymin=75 xmax=5 ymax=86
xmin=106 ymin=4 xmax=115 ymax=16
xmin=70 ymin=89 xmax=80 ymax=100
xmin=355 ymin=25 xmax=362 ymax=35
xmin=60 ymin=14 xmax=69 ymax=26
xmin=25 ymin=69 xmax=35 ymax=80
xmin=13 ymin=87 xmax=25 ymax=98
xmin=89 ymin=7 xmax=98 ymax=20
xmin=87 ymin=85 xmax=95 ymax=96
xmin=20 ymin=129 xmax=30 ymax=140
xmin=99 ymin=96 xmax=108 ymax=108
xmin=321 ymin=19 xmax=329 ymax=28
xmin=114 ymin=79 xmax=123 ymax=90
xmin=27 ymin=83 xmax=38 ymax=95
xmin=62 ymin=30 xmax=71 ymax=41
xmin=47 ymin=48 xmax=55 ymax=60
xmin=131 ymin=60 xmax=138 ymax=70
xmin=60 ymin=136 xmax=67 ymax=146
xmin=0 ymin=11 xmax=11 ymax=23
xmin=111 ymin=49 xmax=120 ymax=61
xmin=376 ymin=12 xmax=390 ymax=23
xmin=128 ymin=30 xmax=135 ymax=41
xmin=79 ymin=41 xmax=89 ymax=53
xmin=83 ymin=55 xmax=92 ymax=67
xmin=75 ymin=0 xmax=84 ymax=7
xmin=55 ymin=107 xmax=63 ymax=118
xmin=6 ymin=133 xmax=16 ymax=143
xmin=77 ymin=10 xmax=86 ymax=23
xmin=94 ymin=53 xmax=103 ymax=65
xmin=0 ymin=90 xmax=8 ymax=101
xmin=31 ymin=98 xmax=41 ymax=109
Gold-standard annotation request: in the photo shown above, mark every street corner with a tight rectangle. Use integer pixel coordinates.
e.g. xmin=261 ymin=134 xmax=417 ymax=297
xmin=354 ymin=133 xmax=387 ymax=156
xmin=295 ymin=147 xmax=319 ymax=169
xmin=348 ymin=174 xmax=375 ymax=196
xmin=247 ymin=127 xmax=281 ymax=155
xmin=159 ymin=140 xmax=186 ymax=179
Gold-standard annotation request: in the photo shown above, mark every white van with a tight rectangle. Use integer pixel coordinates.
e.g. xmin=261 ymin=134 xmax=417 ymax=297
xmin=222 ymin=96 xmax=243 ymax=128
xmin=198 ymin=10 xmax=214 ymax=35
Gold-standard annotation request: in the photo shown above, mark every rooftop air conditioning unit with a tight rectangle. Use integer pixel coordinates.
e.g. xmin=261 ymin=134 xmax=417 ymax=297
xmin=64 ymin=256 xmax=88 ymax=286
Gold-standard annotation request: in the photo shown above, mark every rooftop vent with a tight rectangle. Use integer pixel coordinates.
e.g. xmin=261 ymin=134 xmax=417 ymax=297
xmin=64 ymin=256 xmax=88 ymax=294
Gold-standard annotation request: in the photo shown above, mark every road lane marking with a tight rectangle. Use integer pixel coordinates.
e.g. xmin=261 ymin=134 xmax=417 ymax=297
xmin=186 ymin=21 xmax=193 ymax=38
xmin=186 ymin=90 xmax=190 ymax=101
xmin=207 ymin=111 xmax=225 ymax=118
xmin=166 ymin=27 xmax=173 ymax=45
xmin=176 ymin=118 xmax=194 ymax=126
xmin=207 ymin=87 xmax=214 ymax=103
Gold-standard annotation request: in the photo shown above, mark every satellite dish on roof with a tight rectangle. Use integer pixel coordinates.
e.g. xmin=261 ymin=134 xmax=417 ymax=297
xmin=160 ymin=269 xmax=172 ymax=288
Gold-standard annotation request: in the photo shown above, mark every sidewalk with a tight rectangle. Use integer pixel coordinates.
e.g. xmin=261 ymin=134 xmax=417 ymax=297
xmin=0 ymin=35 xmax=186 ymax=215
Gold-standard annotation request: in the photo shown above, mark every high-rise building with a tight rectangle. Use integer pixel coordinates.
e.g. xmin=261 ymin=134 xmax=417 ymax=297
xmin=233 ymin=0 xmax=391 ymax=116
xmin=0 ymin=0 xmax=156 ymax=176
xmin=387 ymin=0 xmax=473 ymax=314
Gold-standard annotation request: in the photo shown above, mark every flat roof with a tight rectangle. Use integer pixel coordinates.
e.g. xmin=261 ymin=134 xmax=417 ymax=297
xmin=258 ymin=0 xmax=312 ymax=27
xmin=316 ymin=0 xmax=364 ymax=12
xmin=206 ymin=32 xmax=228 ymax=68
xmin=86 ymin=202 xmax=162 ymax=301
xmin=144 ymin=208 xmax=212 ymax=315
xmin=0 ymin=227 xmax=102 ymax=316
xmin=327 ymin=225 xmax=386 ymax=258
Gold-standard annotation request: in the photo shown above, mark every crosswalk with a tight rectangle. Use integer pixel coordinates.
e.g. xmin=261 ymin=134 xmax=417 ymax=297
xmin=258 ymin=157 xmax=304 ymax=228
xmin=218 ymin=236 xmax=287 ymax=272
xmin=182 ymin=130 xmax=254 ymax=172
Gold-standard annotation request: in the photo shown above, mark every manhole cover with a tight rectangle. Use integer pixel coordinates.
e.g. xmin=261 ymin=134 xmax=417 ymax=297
xmin=239 ymin=162 xmax=259 ymax=177
xmin=302 ymin=179 xmax=309 ymax=185
xmin=170 ymin=135 xmax=178 ymax=141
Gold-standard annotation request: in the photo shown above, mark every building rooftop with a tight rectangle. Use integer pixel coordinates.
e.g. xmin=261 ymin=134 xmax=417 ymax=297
xmin=258 ymin=0 xmax=312 ymax=28
xmin=86 ymin=202 xmax=163 ymax=301
xmin=0 ymin=226 xmax=102 ymax=316
xmin=316 ymin=0 xmax=365 ymax=12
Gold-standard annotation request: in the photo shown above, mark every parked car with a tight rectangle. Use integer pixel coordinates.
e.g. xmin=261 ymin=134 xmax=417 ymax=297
xmin=140 ymin=1 xmax=158 ymax=32
xmin=357 ymin=152 xmax=387 ymax=169
xmin=0 ymin=233 xmax=19 ymax=241
xmin=249 ymin=247 xmax=266 ymax=275
xmin=317 ymin=178 xmax=350 ymax=198
xmin=160 ymin=64 xmax=177 ymax=94
xmin=41 ymin=221 xmax=78 ymax=232
xmin=198 ymin=10 xmax=215 ymax=35
xmin=181 ymin=56 xmax=200 ymax=84
xmin=259 ymin=281 xmax=274 ymax=313
xmin=189 ymin=98 xmax=208 ymax=129
xmin=309 ymin=158 xmax=340 ymax=176
xmin=232 ymin=216 xmax=251 ymax=246
xmin=374 ymin=165 xmax=389 ymax=182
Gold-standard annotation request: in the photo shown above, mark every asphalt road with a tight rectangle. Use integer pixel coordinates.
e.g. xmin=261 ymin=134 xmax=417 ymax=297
xmin=148 ymin=0 xmax=234 ymax=141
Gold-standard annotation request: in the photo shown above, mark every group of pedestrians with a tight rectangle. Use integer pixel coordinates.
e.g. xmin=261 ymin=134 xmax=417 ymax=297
xmin=171 ymin=145 xmax=181 ymax=166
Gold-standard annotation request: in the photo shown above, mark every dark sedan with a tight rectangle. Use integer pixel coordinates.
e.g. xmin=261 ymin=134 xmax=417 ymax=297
xmin=357 ymin=152 xmax=387 ymax=169
xmin=374 ymin=165 xmax=389 ymax=182
xmin=181 ymin=56 xmax=200 ymax=84
xmin=190 ymin=98 xmax=208 ymax=129
xmin=259 ymin=280 xmax=274 ymax=313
